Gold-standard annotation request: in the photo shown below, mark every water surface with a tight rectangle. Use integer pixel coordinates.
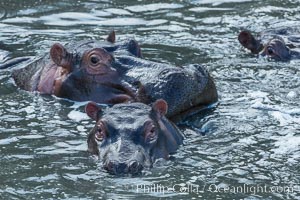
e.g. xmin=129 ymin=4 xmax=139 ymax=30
xmin=0 ymin=0 xmax=299 ymax=199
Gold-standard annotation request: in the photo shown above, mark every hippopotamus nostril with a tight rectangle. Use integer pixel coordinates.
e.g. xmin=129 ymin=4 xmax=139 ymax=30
xmin=104 ymin=160 xmax=143 ymax=174
xmin=129 ymin=161 xmax=143 ymax=174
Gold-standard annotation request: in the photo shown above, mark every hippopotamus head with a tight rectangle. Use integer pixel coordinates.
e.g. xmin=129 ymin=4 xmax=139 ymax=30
xmin=260 ymin=38 xmax=291 ymax=61
xmin=36 ymin=31 xmax=142 ymax=103
xmin=238 ymin=30 xmax=297 ymax=61
xmin=85 ymin=99 xmax=184 ymax=175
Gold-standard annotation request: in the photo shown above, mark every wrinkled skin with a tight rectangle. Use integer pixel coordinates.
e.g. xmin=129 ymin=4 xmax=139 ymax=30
xmin=12 ymin=31 xmax=218 ymax=118
xmin=85 ymin=99 xmax=184 ymax=175
xmin=113 ymin=55 xmax=218 ymax=119
xmin=12 ymin=31 xmax=142 ymax=103
xmin=238 ymin=28 xmax=300 ymax=61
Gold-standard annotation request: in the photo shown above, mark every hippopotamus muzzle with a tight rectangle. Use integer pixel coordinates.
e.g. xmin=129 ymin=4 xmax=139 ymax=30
xmin=102 ymin=139 xmax=148 ymax=174
xmin=85 ymin=99 xmax=184 ymax=175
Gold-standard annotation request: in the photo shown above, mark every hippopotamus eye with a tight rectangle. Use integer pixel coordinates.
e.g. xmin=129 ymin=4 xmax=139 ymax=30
xmin=90 ymin=55 xmax=100 ymax=66
xmin=95 ymin=123 xmax=106 ymax=142
xmin=145 ymin=126 xmax=157 ymax=144
xmin=267 ymin=46 xmax=274 ymax=55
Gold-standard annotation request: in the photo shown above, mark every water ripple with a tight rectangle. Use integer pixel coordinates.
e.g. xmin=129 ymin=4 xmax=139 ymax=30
xmin=0 ymin=0 xmax=299 ymax=199
xmin=125 ymin=3 xmax=183 ymax=13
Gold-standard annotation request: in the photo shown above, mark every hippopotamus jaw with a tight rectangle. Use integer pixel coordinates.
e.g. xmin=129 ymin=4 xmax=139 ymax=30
xmin=60 ymin=79 xmax=135 ymax=103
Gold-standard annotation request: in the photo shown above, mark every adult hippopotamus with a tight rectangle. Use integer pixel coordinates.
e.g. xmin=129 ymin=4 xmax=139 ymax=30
xmin=12 ymin=31 xmax=218 ymax=118
xmin=238 ymin=27 xmax=300 ymax=61
xmin=85 ymin=99 xmax=184 ymax=175
xmin=12 ymin=31 xmax=140 ymax=95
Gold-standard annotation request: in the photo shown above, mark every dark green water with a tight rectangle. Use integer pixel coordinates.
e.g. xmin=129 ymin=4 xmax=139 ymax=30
xmin=0 ymin=0 xmax=299 ymax=199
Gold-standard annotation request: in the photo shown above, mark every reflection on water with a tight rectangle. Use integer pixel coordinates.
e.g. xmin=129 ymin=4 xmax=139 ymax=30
xmin=0 ymin=0 xmax=300 ymax=199
xmin=0 ymin=5 xmax=5 ymax=20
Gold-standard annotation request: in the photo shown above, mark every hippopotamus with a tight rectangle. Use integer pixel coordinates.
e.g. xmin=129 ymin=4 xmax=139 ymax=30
xmin=12 ymin=31 xmax=218 ymax=118
xmin=11 ymin=31 xmax=140 ymax=95
xmin=85 ymin=99 xmax=184 ymax=175
xmin=238 ymin=27 xmax=300 ymax=61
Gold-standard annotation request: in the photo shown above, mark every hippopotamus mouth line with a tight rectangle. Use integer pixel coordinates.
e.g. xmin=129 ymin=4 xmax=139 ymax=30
xmin=99 ymin=82 xmax=137 ymax=101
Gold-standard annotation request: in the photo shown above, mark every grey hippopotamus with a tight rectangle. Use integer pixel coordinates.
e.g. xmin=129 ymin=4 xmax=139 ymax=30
xmin=12 ymin=31 xmax=218 ymax=118
xmin=85 ymin=99 xmax=184 ymax=175
xmin=238 ymin=27 xmax=300 ymax=61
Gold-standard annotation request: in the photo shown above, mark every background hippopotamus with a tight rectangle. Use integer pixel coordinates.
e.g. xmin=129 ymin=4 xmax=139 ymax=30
xmin=12 ymin=31 xmax=141 ymax=97
xmin=12 ymin=31 xmax=218 ymax=119
xmin=85 ymin=99 xmax=184 ymax=175
xmin=238 ymin=27 xmax=300 ymax=61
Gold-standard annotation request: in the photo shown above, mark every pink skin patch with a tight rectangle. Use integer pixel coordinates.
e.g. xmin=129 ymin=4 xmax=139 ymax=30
xmin=37 ymin=62 xmax=68 ymax=94
xmin=37 ymin=63 xmax=58 ymax=94
xmin=53 ymin=67 xmax=69 ymax=96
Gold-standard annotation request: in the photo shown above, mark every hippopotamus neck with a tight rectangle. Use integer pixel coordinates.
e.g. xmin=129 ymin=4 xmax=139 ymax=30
xmin=12 ymin=56 xmax=45 ymax=91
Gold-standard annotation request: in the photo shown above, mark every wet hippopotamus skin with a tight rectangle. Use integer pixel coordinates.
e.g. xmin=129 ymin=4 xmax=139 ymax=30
xmin=12 ymin=31 xmax=140 ymax=99
xmin=238 ymin=27 xmax=300 ymax=61
xmin=85 ymin=99 xmax=184 ymax=175
xmin=12 ymin=31 xmax=218 ymax=118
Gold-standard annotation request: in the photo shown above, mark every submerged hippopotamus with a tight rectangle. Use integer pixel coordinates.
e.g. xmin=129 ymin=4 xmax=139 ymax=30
xmin=12 ymin=31 xmax=217 ymax=118
xmin=238 ymin=28 xmax=300 ymax=61
xmin=85 ymin=99 xmax=184 ymax=175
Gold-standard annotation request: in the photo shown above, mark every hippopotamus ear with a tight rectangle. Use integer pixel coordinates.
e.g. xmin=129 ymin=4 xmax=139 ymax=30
xmin=152 ymin=99 xmax=168 ymax=117
xmin=106 ymin=30 xmax=116 ymax=43
xmin=238 ymin=30 xmax=262 ymax=54
xmin=238 ymin=31 xmax=256 ymax=49
xmin=85 ymin=102 xmax=102 ymax=120
xmin=128 ymin=40 xmax=142 ymax=58
xmin=50 ymin=43 xmax=72 ymax=69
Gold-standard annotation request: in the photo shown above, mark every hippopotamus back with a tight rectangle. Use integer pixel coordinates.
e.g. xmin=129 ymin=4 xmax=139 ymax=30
xmin=115 ymin=55 xmax=217 ymax=118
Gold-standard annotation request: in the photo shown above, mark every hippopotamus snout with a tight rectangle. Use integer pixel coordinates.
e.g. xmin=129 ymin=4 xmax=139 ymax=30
xmin=101 ymin=140 xmax=148 ymax=175
xmin=104 ymin=160 xmax=143 ymax=175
